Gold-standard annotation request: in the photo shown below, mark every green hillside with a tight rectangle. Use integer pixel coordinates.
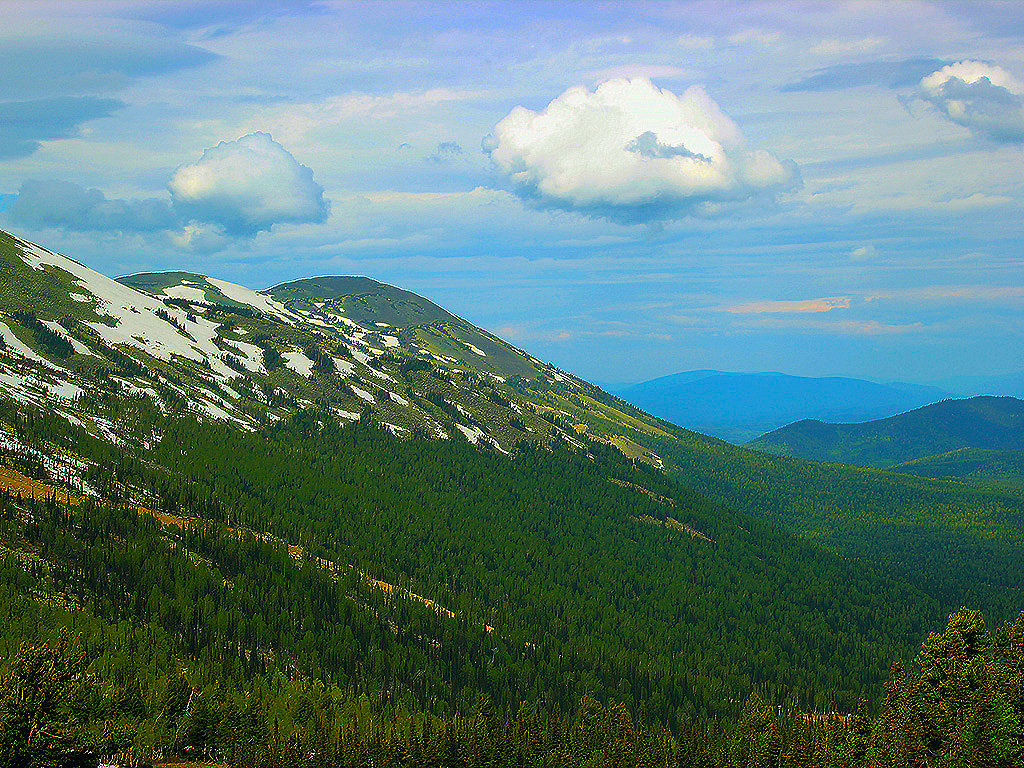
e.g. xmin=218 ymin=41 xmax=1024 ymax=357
xmin=746 ymin=396 xmax=1024 ymax=467
xmin=893 ymin=447 xmax=1024 ymax=484
xmin=0 ymin=394 xmax=940 ymax=727
xmin=643 ymin=428 xmax=1024 ymax=622
xmin=5 ymin=227 xmax=1024 ymax=624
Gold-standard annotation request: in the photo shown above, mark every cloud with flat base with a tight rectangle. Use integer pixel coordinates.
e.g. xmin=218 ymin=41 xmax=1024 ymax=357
xmin=4 ymin=132 xmax=330 ymax=251
xmin=169 ymin=132 xmax=329 ymax=236
xmin=486 ymin=78 xmax=798 ymax=225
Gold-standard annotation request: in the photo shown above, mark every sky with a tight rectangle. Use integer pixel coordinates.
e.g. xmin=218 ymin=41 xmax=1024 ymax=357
xmin=0 ymin=0 xmax=1021 ymax=386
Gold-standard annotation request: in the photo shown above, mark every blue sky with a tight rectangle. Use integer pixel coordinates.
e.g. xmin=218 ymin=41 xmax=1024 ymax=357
xmin=1 ymin=0 xmax=1021 ymax=385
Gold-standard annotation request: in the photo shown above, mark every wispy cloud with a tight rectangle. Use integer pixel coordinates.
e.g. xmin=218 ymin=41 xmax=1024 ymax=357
xmin=747 ymin=316 xmax=927 ymax=335
xmin=0 ymin=96 xmax=123 ymax=159
xmin=585 ymin=64 xmax=698 ymax=82
xmin=727 ymin=29 xmax=781 ymax=47
xmin=849 ymin=245 xmax=877 ymax=261
xmin=725 ymin=296 xmax=851 ymax=314
xmin=808 ymin=37 xmax=886 ymax=57
xmin=867 ymin=285 xmax=1024 ymax=302
xmin=781 ymin=57 xmax=949 ymax=92
xmin=238 ymin=88 xmax=488 ymax=144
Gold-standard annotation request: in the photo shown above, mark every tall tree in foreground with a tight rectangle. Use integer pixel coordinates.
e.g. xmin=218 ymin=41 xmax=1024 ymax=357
xmin=0 ymin=629 xmax=96 ymax=768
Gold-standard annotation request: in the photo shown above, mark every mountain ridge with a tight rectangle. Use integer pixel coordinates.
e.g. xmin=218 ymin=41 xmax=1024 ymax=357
xmin=747 ymin=395 xmax=1024 ymax=468
xmin=614 ymin=369 xmax=949 ymax=442
xmin=0 ymin=248 xmax=948 ymax=724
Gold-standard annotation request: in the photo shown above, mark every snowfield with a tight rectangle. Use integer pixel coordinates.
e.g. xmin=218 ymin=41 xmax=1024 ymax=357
xmin=207 ymin=277 xmax=303 ymax=325
xmin=17 ymin=240 xmax=236 ymax=378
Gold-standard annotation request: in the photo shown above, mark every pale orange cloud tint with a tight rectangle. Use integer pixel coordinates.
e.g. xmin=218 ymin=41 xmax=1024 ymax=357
xmin=724 ymin=296 xmax=851 ymax=314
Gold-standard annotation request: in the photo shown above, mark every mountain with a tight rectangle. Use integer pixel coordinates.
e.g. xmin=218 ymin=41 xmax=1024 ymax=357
xmin=747 ymin=396 xmax=1024 ymax=468
xmin=613 ymin=370 xmax=948 ymax=442
xmin=4 ymin=226 xmax=1024 ymax=741
xmin=4 ymin=227 xmax=1024 ymax=621
xmin=0 ymin=227 xmax=948 ymax=721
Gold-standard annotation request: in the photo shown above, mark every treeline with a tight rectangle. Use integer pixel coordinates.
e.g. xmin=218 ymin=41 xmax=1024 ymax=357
xmin=3 ymin=607 xmax=1023 ymax=768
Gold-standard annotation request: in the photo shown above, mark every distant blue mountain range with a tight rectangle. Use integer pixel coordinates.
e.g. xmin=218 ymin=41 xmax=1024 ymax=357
xmin=612 ymin=370 xmax=950 ymax=442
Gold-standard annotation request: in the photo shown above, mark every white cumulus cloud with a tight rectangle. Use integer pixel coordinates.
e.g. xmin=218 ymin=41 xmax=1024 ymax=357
xmin=919 ymin=61 xmax=1024 ymax=142
xmin=169 ymin=132 xmax=329 ymax=235
xmin=486 ymin=78 xmax=797 ymax=223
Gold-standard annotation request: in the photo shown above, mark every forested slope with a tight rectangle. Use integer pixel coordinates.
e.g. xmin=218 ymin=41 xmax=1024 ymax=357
xmin=893 ymin=447 xmax=1024 ymax=484
xmin=647 ymin=427 xmax=1024 ymax=624
xmin=0 ymin=395 xmax=941 ymax=727
xmin=748 ymin=395 xmax=1024 ymax=467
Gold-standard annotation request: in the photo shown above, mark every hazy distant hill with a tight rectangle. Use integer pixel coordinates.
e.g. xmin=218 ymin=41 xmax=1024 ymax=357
xmin=613 ymin=370 xmax=948 ymax=442
xmin=748 ymin=396 xmax=1024 ymax=468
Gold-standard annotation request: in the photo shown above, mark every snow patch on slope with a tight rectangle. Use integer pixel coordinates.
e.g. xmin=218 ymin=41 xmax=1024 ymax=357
xmin=163 ymin=285 xmax=210 ymax=304
xmin=40 ymin=320 xmax=92 ymax=356
xmin=15 ymin=239 xmax=235 ymax=378
xmin=0 ymin=320 xmax=56 ymax=367
xmin=347 ymin=345 xmax=370 ymax=365
xmin=206 ymin=277 xmax=303 ymax=324
xmin=227 ymin=341 xmax=266 ymax=373
xmin=350 ymin=385 xmax=375 ymax=403
xmin=282 ymin=350 xmax=314 ymax=377
xmin=456 ymin=423 xmax=486 ymax=443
